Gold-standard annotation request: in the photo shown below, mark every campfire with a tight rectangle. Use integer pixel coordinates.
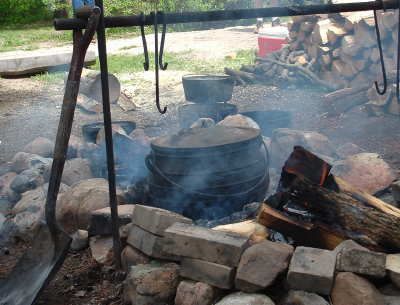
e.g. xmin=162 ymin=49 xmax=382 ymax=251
xmin=2 ymin=1 xmax=400 ymax=305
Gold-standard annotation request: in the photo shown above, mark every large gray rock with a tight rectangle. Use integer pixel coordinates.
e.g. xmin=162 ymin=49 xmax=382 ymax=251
xmin=331 ymin=272 xmax=385 ymax=305
xmin=124 ymin=263 xmax=180 ymax=305
xmin=287 ymin=247 xmax=336 ymax=295
xmin=331 ymin=153 xmax=395 ymax=194
xmin=175 ymin=280 xmax=220 ymax=305
xmin=132 ymin=205 xmax=192 ymax=236
xmin=0 ymin=48 xmax=96 ymax=76
xmin=215 ymin=292 xmax=275 ymax=305
xmin=10 ymin=167 xmax=45 ymax=194
xmin=11 ymin=152 xmax=51 ymax=174
xmin=180 ymin=258 xmax=235 ymax=289
xmin=235 ymin=240 xmax=293 ymax=292
xmin=70 ymin=229 xmax=89 ymax=251
xmin=282 ymin=290 xmax=330 ymax=305
xmin=270 ymin=129 xmax=337 ymax=169
xmin=164 ymin=222 xmax=248 ymax=267
xmin=60 ymin=158 xmax=93 ymax=186
xmin=56 ymin=178 xmax=125 ymax=233
xmin=23 ymin=137 xmax=54 ymax=158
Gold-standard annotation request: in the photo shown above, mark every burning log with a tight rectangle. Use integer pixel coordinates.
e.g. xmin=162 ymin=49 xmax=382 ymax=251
xmin=258 ymin=146 xmax=400 ymax=252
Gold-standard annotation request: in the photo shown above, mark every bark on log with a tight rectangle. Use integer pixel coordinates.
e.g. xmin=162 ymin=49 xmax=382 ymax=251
xmin=323 ymin=86 xmax=369 ymax=115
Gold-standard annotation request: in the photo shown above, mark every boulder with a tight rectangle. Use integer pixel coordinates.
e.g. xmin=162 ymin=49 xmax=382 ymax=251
xmin=89 ymin=236 xmax=114 ymax=265
xmin=60 ymin=158 xmax=93 ymax=186
xmin=0 ymin=172 xmax=17 ymax=207
xmin=10 ymin=168 xmax=45 ymax=194
xmin=56 ymin=178 xmax=124 ymax=233
xmin=11 ymin=152 xmax=52 ymax=174
xmin=70 ymin=229 xmax=89 ymax=251
xmin=282 ymin=290 xmax=330 ymax=305
xmin=121 ymin=245 xmax=150 ymax=272
xmin=331 ymin=153 xmax=395 ymax=194
xmin=23 ymin=137 xmax=54 ymax=158
xmin=217 ymin=114 xmax=260 ymax=130
xmin=235 ymin=240 xmax=293 ymax=292
xmin=270 ymin=129 xmax=337 ymax=169
xmin=67 ymin=135 xmax=84 ymax=159
xmin=175 ymin=280 xmax=220 ymax=305
xmin=331 ymin=272 xmax=385 ymax=305
xmin=190 ymin=118 xmax=216 ymax=129
xmin=215 ymin=292 xmax=275 ymax=305
xmin=124 ymin=263 xmax=180 ymax=305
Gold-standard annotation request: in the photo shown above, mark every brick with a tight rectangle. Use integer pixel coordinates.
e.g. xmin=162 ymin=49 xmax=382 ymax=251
xmin=335 ymin=240 xmax=386 ymax=278
xmin=132 ymin=204 xmax=192 ymax=236
xmin=287 ymin=246 xmax=336 ymax=295
xmin=164 ymin=222 xmax=248 ymax=267
xmin=127 ymin=225 xmax=179 ymax=261
xmin=121 ymin=245 xmax=150 ymax=272
xmin=235 ymin=240 xmax=293 ymax=292
xmin=180 ymin=258 xmax=235 ymax=289
xmin=88 ymin=204 xmax=135 ymax=236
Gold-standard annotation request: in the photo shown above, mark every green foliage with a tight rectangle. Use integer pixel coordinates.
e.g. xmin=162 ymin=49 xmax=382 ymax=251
xmin=0 ymin=0 xmax=51 ymax=24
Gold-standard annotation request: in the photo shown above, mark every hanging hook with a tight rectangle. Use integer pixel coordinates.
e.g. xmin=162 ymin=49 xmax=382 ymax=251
xmin=159 ymin=12 xmax=168 ymax=71
xmin=373 ymin=9 xmax=387 ymax=95
xmin=140 ymin=12 xmax=149 ymax=71
xmin=153 ymin=11 xmax=167 ymax=114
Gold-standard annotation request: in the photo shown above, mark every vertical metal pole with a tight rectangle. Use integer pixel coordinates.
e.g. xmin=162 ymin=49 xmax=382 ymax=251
xmin=95 ymin=0 xmax=122 ymax=269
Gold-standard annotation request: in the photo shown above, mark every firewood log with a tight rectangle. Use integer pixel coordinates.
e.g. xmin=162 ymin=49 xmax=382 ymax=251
xmin=323 ymin=85 xmax=369 ymax=115
xmin=341 ymin=35 xmax=362 ymax=57
xmin=354 ymin=18 xmax=377 ymax=48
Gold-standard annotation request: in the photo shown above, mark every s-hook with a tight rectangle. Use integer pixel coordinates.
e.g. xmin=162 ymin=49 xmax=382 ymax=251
xmin=159 ymin=12 xmax=168 ymax=70
xmin=373 ymin=9 xmax=387 ymax=95
xmin=153 ymin=11 xmax=167 ymax=114
xmin=140 ymin=12 xmax=150 ymax=71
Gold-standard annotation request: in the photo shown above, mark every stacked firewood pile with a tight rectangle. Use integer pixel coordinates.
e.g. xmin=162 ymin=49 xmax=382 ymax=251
xmin=227 ymin=10 xmax=398 ymax=93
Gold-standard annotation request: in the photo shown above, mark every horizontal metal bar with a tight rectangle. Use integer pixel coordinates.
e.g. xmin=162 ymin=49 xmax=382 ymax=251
xmin=54 ymin=0 xmax=400 ymax=31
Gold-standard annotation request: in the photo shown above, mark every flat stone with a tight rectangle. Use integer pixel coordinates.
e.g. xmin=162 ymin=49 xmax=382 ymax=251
xmin=127 ymin=225 xmax=179 ymax=261
xmin=287 ymin=247 xmax=336 ymax=295
xmin=235 ymin=240 xmax=293 ymax=292
xmin=124 ymin=263 xmax=180 ymax=305
xmin=70 ymin=230 xmax=89 ymax=251
xmin=180 ymin=258 xmax=235 ymax=289
xmin=164 ymin=222 xmax=248 ymax=267
xmin=121 ymin=245 xmax=150 ymax=272
xmin=282 ymin=290 xmax=329 ymax=305
xmin=331 ymin=272 xmax=385 ymax=305
xmin=387 ymin=254 xmax=400 ymax=289
xmin=132 ymin=204 xmax=192 ymax=236
xmin=88 ymin=204 xmax=135 ymax=236
xmin=215 ymin=292 xmax=275 ymax=305
xmin=335 ymin=240 xmax=386 ymax=278
xmin=175 ymin=280 xmax=220 ymax=305
xmin=0 ymin=48 xmax=96 ymax=76
xmin=89 ymin=236 xmax=114 ymax=265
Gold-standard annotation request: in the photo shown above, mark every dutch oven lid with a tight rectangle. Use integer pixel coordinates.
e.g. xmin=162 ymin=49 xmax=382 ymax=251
xmin=151 ymin=126 xmax=261 ymax=154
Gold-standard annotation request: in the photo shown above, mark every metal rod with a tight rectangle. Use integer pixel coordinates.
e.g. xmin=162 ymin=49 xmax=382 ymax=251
xmin=55 ymin=0 xmax=400 ymax=31
xmin=373 ymin=9 xmax=387 ymax=95
xmin=154 ymin=12 xmax=167 ymax=114
xmin=95 ymin=0 xmax=122 ymax=269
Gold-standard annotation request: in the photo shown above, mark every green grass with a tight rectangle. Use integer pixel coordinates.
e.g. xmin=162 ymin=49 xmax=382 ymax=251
xmin=0 ymin=22 xmax=144 ymax=52
xmin=92 ymin=49 xmax=255 ymax=75
xmin=31 ymin=71 xmax=65 ymax=83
